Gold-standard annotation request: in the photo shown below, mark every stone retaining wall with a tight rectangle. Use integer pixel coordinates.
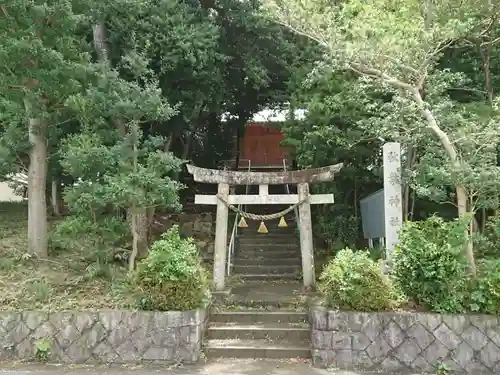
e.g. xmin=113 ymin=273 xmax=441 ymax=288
xmin=171 ymin=213 xmax=213 ymax=239
xmin=163 ymin=213 xmax=214 ymax=258
xmin=310 ymin=307 xmax=500 ymax=374
xmin=0 ymin=309 xmax=208 ymax=363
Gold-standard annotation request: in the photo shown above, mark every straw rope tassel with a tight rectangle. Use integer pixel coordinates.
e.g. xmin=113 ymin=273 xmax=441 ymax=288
xmin=238 ymin=216 xmax=248 ymax=228
xmin=257 ymin=221 xmax=268 ymax=233
xmin=278 ymin=216 xmax=288 ymax=228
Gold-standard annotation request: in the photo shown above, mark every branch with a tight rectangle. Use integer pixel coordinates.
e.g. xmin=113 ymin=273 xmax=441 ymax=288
xmin=273 ymin=19 xmax=420 ymax=75
xmin=452 ymin=131 xmax=497 ymax=145
xmin=481 ymin=35 xmax=500 ymax=46
xmin=411 ymin=89 xmax=461 ymax=165
xmin=349 ymin=63 xmax=414 ymax=91
xmin=448 ymin=87 xmax=487 ymax=94
xmin=274 ymin=19 xmax=328 ymax=48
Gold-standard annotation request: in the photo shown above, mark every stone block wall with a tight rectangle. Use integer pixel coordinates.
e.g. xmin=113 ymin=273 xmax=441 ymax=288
xmin=163 ymin=213 xmax=214 ymax=258
xmin=0 ymin=309 xmax=208 ymax=363
xmin=175 ymin=213 xmax=213 ymax=239
xmin=310 ymin=307 xmax=500 ymax=374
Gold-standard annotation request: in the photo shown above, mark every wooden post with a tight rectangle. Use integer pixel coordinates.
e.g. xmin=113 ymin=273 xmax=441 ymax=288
xmin=214 ymin=183 xmax=229 ymax=291
xmin=298 ymin=182 xmax=315 ymax=288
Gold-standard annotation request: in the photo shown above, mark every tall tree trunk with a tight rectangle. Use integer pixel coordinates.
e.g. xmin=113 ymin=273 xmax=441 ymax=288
xmin=403 ymin=145 xmax=417 ymax=221
xmin=92 ymin=21 xmax=146 ymax=262
xmin=480 ymin=35 xmax=496 ymax=218
xmin=411 ymin=89 xmax=476 ymax=274
xmin=409 ymin=186 xmax=416 ymax=221
xmin=234 ymin=125 xmax=241 ymax=170
xmin=51 ymin=178 xmax=61 ymax=216
xmin=173 ymin=132 xmax=192 ymax=181
xmin=146 ymin=132 xmax=175 ymax=242
xmin=164 ymin=132 xmax=174 ymax=152
xmin=26 ymin=100 xmax=48 ymax=257
xmin=92 ymin=23 xmax=127 ymax=137
xmin=92 ymin=23 xmax=110 ymax=63
xmin=129 ymin=203 xmax=138 ymax=272
xmin=128 ymin=138 xmax=146 ymax=271
xmin=136 ymin=207 xmax=149 ymax=260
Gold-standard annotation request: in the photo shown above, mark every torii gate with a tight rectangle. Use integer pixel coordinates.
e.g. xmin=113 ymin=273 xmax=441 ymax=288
xmin=186 ymin=163 xmax=344 ymax=291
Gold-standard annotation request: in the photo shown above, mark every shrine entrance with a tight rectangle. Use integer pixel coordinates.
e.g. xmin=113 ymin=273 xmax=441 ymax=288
xmin=186 ymin=163 xmax=343 ymax=291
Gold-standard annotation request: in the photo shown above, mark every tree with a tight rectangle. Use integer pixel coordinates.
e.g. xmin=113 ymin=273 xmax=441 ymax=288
xmin=265 ymin=0 xmax=500 ymax=272
xmin=283 ymin=69 xmax=383 ymax=248
xmin=60 ymin=39 xmax=181 ymax=269
xmin=101 ymin=0 xmax=305 ymax=176
xmin=59 ymin=125 xmax=183 ymax=271
xmin=0 ymin=0 xmax=95 ymax=256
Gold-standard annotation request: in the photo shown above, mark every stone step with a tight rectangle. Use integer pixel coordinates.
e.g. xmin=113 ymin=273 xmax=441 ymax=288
xmin=203 ymin=339 xmax=311 ymax=359
xmin=231 ymin=238 xmax=297 ymax=245
xmin=237 ymin=248 xmax=300 ymax=256
xmin=226 ymin=297 xmax=306 ymax=309
xmin=204 ymin=258 xmax=303 ymax=266
xmin=237 ymin=235 xmax=298 ymax=243
xmin=210 ymin=311 xmax=308 ymax=324
xmin=236 ymin=251 xmax=301 ymax=260
xmin=232 ymin=264 xmax=300 ymax=274
xmin=238 ymin=242 xmax=299 ymax=250
xmin=239 ymin=273 xmax=300 ymax=281
xmin=233 ymin=258 xmax=301 ymax=266
xmin=207 ymin=323 xmax=310 ymax=342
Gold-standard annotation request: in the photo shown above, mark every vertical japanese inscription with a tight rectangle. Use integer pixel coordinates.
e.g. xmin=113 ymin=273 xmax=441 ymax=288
xmin=383 ymin=143 xmax=402 ymax=262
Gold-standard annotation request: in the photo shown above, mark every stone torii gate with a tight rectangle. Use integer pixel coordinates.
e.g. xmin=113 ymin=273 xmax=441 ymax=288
xmin=186 ymin=163 xmax=343 ymax=291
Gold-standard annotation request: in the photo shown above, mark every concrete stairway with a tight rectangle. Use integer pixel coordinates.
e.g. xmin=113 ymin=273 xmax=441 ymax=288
xmin=231 ymin=209 xmax=301 ymax=282
xmin=204 ymin=309 xmax=310 ymax=359
xmin=204 ymin=204 xmax=311 ymax=359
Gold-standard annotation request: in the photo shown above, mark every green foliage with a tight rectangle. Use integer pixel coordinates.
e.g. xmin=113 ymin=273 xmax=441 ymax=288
xmin=269 ymin=0 xmax=500 ymax=235
xmin=317 ymin=213 xmax=360 ymax=249
xmin=131 ymin=225 xmax=210 ymax=311
xmin=99 ymin=0 xmax=303 ymax=170
xmin=474 ymin=214 xmax=500 ymax=258
xmin=282 ymin=68 xmax=383 ymax=248
xmin=26 ymin=279 xmax=52 ymax=303
xmin=468 ymin=259 xmax=500 ymax=315
xmin=0 ymin=0 xmax=100 ymax=187
xmin=392 ymin=216 xmax=470 ymax=313
xmin=436 ymin=363 xmax=453 ymax=375
xmin=34 ymin=339 xmax=52 ymax=362
xmin=50 ymin=215 xmax=128 ymax=278
xmin=319 ymin=248 xmax=396 ymax=311
xmin=57 ymin=124 xmax=184 ymax=265
xmin=60 ymin=128 xmax=184 ymax=214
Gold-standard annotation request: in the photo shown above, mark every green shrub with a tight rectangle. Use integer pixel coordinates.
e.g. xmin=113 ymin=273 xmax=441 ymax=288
xmin=469 ymin=259 xmax=500 ymax=315
xmin=50 ymin=216 xmax=128 ymax=259
xmin=474 ymin=214 xmax=500 ymax=258
xmin=132 ymin=225 xmax=210 ymax=311
xmin=316 ymin=213 xmax=360 ymax=249
xmin=318 ymin=248 xmax=397 ymax=311
xmin=392 ymin=216 xmax=470 ymax=313
xmin=50 ymin=216 xmax=128 ymax=280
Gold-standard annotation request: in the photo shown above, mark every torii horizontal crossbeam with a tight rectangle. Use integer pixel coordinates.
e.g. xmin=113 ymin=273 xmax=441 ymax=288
xmin=195 ymin=193 xmax=334 ymax=205
xmin=186 ymin=163 xmax=343 ymax=185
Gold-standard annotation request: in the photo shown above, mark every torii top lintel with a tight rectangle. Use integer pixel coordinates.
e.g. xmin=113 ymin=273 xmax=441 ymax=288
xmin=186 ymin=163 xmax=343 ymax=185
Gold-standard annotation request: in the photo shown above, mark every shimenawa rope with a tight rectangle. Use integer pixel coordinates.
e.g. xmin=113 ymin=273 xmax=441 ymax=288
xmin=216 ymin=194 xmax=309 ymax=221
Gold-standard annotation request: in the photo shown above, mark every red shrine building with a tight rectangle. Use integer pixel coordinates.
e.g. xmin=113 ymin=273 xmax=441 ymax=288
xmin=228 ymin=108 xmax=304 ymax=170
xmin=240 ymin=122 xmax=290 ymax=168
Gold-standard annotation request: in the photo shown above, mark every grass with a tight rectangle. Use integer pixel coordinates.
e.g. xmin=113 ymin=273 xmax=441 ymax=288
xmin=0 ymin=202 xmax=132 ymax=311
